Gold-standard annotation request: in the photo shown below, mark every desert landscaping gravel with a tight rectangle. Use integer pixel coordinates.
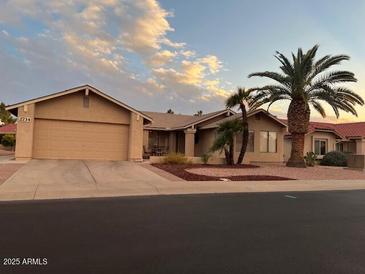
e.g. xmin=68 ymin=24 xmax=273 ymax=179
xmin=187 ymin=164 xmax=365 ymax=180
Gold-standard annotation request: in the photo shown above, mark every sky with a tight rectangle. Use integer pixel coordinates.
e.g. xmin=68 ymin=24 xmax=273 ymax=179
xmin=0 ymin=0 xmax=365 ymax=122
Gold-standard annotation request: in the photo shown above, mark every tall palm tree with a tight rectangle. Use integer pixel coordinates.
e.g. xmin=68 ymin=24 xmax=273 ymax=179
xmin=249 ymin=45 xmax=364 ymax=167
xmin=210 ymin=119 xmax=243 ymax=165
xmin=226 ymin=88 xmax=267 ymax=164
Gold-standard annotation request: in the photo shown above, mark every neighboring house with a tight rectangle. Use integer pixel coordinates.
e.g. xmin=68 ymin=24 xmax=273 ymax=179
xmin=0 ymin=123 xmax=16 ymax=143
xmin=282 ymin=120 xmax=365 ymax=160
xmin=6 ymin=85 xmax=152 ymax=161
xmin=143 ymin=109 xmax=288 ymax=164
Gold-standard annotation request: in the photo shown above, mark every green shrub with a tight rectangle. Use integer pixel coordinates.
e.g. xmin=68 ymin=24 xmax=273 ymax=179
xmin=201 ymin=153 xmax=211 ymax=164
xmin=163 ymin=153 xmax=190 ymax=164
xmin=304 ymin=152 xmax=317 ymax=167
xmin=321 ymin=151 xmax=347 ymax=167
xmin=1 ymin=134 xmax=15 ymax=147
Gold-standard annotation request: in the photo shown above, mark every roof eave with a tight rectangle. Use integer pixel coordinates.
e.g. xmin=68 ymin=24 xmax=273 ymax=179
xmin=5 ymin=84 xmax=153 ymax=122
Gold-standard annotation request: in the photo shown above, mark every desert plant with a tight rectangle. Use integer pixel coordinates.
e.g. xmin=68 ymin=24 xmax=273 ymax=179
xmin=201 ymin=153 xmax=211 ymax=164
xmin=1 ymin=134 xmax=15 ymax=148
xmin=210 ymin=119 xmax=243 ymax=165
xmin=226 ymin=87 xmax=267 ymax=164
xmin=163 ymin=153 xmax=190 ymax=164
xmin=304 ymin=152 xmax=317 ymax=167
xmin=321 ymin=151 xmax=347 ymax=167
xmin=249 ymin=45 xmax=364 ymax=167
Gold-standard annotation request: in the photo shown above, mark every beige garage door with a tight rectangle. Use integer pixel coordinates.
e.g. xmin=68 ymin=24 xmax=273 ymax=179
xmin=33 ymin=119 xmax=129 ymax=160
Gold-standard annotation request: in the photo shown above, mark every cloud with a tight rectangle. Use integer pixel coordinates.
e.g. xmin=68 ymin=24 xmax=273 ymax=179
xmin=0 ymin=0 xmax=230 ymax=114
xmin=180 ymin=50 xmax=195 ymax=58
xmin=148 ymin=50 xmax=176 ymax=66
xmin=198 ymin=55 xmax=222 ymax=73
xmin=120 ymin=0 xmax=175 ymax=54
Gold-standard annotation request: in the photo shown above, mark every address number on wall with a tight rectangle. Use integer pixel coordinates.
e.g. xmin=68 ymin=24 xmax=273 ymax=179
xmin=19 ymin=117 xmax=31 ymax=123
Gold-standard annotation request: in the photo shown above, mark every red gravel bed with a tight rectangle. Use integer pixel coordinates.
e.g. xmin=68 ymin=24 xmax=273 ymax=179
xmin=0 ymin=164 xmax=23 ymax=184
xmin=152 ymin=164 xmax=293 ymax=181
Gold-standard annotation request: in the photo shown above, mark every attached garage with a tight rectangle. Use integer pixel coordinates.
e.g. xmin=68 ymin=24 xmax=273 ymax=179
xmin=6 ymin=85 xmax=152 ymax=161
xmin=33 ymin=119 xmax=129 ymax=160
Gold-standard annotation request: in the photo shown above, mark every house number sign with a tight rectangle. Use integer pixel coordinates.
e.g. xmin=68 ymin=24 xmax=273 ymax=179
xmin=19 ymin=117 xmax=31 ymax=123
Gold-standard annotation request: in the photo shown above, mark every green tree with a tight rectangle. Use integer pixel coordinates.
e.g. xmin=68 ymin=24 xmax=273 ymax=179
xmin=249 ymin=45 xmax=363 ymax=167
xmin=225 ymin=88 xmax=267 ymax=164
xmin=1 ymin=134 xmax=15 ymax=148
xmin=166 ymin=109 xmax=174 ymax=114
xmin=210 ymin=119 xmax=243 ymax=165
xmin=0 ymin=102 xmax=16 ymax=124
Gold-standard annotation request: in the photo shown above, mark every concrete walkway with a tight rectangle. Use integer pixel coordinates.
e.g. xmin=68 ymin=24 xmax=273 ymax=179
xmin=1 ymin=159 xmax=365 ymax=201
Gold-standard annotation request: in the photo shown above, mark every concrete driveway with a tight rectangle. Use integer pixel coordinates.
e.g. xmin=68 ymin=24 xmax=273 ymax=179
xmin=0 ymin=160 xmax=170 ymax=200
xmin=2 ymin=159 xmax=365 ymax=202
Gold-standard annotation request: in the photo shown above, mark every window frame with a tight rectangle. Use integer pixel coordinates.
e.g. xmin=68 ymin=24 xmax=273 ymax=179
xmin=314 ymin=139 xmax=327 ymax=156
xmin=260 ymin=131 xmax=277 ymax=153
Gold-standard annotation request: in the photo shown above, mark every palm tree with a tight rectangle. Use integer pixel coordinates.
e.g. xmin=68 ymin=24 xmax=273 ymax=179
xmin=210 ymin=119 xmax=243 ymax=165
xmin=249 ymin=45 xmax=364 ymax=167
xmin=194 ymin=110 xmax=203 ymax=116
xmin=166 ymin=109 xmax=174 ymax=114
xmin=226 ymin=88 xmax=267 ymax=164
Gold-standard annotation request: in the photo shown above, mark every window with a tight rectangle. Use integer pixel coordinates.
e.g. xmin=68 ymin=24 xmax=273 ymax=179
xmin=236 ymin=131 xmax=254 ymax=152
xmin=260 ymin=131 xmax=277 ymax=153
xmin=314 ymin=139 xmax=327 ymax=155
xmin=336 ymin=142 xmax=343 ymax=152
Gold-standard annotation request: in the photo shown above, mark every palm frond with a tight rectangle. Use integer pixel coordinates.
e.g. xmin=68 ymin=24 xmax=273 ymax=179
xmin=248 ymin=72 xmax=291 ymax=87
xmin=309 ymin=100 xmax=326 ymax=117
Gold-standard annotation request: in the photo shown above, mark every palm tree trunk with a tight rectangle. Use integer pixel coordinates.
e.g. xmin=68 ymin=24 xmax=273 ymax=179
xmin=237 ymin=105 xmax=248 ymax=164
xmin=287 ymin=133 xmax=306 ymax=167
xmin=224 ymin=147 xmax=232 ymax=165
xmin=286 ymin=98 xmax=310 ymax=168
xmin=229 ymin=142 xmax=234 ymax=165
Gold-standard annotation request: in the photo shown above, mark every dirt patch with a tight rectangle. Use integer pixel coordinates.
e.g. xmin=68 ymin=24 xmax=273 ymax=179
xmin=152 ymin=164 xmax=293 ymax=181
xmin=0 ymin=164 xmax=24 ymax=184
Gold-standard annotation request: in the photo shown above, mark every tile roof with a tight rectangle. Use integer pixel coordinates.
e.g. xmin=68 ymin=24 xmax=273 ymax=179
xmin=0 ymin=124 xmax=16 ymax=134
xmin=280 ymin=119 xmax=365 ymax=139
xmin=334 ymin=122 xmax=365 ymax=139
xmin=142 ymin=110 xmax=233 ymax=130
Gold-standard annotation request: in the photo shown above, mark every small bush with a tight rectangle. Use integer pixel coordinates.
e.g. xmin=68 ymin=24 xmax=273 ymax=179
xmin=321 ymin=151 xmax=347 ymax=167
xmin=201 ymin=153 xmax=211 ymax=164
xmin=304 ymin=152 xmax=317 ymax=167
xmin=1 ymin=134 xmax=15 ymax=147
xmin=163 ymin=153 xmax=190 ymax=164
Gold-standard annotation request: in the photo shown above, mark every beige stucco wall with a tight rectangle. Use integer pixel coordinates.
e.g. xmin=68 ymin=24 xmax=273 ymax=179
xmin=238 ymin=114 xmax=286 ymax=164
xmin=143 ymin=130 xmax=149 ymax=150
xmin=35 ymin=91 xmax=130 ymax=124
xmin=184 ymin=128 xmax=196 ymax=157
xmin=284 ymin=131 xmax=338 ymax=160
xmin=15 ymin=103 xmax=35 ymax=160
xmin=128 ymin=112 xmax=144 ymax=161
xmin=194 ymin=113 xmax=286 ymax=164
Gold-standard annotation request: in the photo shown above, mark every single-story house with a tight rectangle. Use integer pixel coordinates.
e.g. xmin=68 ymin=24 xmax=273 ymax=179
xmin=282 ymin=120 xmax=365 ymax=160
xmin=144 ymin=109 xmax=288 ymax=164
xmin=6 ymin=85 xmax=288 ymax=163
xmin=6 ymin=85 xmax=152 ymax=161
xmin=7 ymin=84 xmax=365 ymax=165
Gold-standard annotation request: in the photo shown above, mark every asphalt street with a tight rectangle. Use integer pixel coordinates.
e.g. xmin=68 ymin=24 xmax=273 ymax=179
xmin=1 ymin=190 xmax=365 ymax=274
